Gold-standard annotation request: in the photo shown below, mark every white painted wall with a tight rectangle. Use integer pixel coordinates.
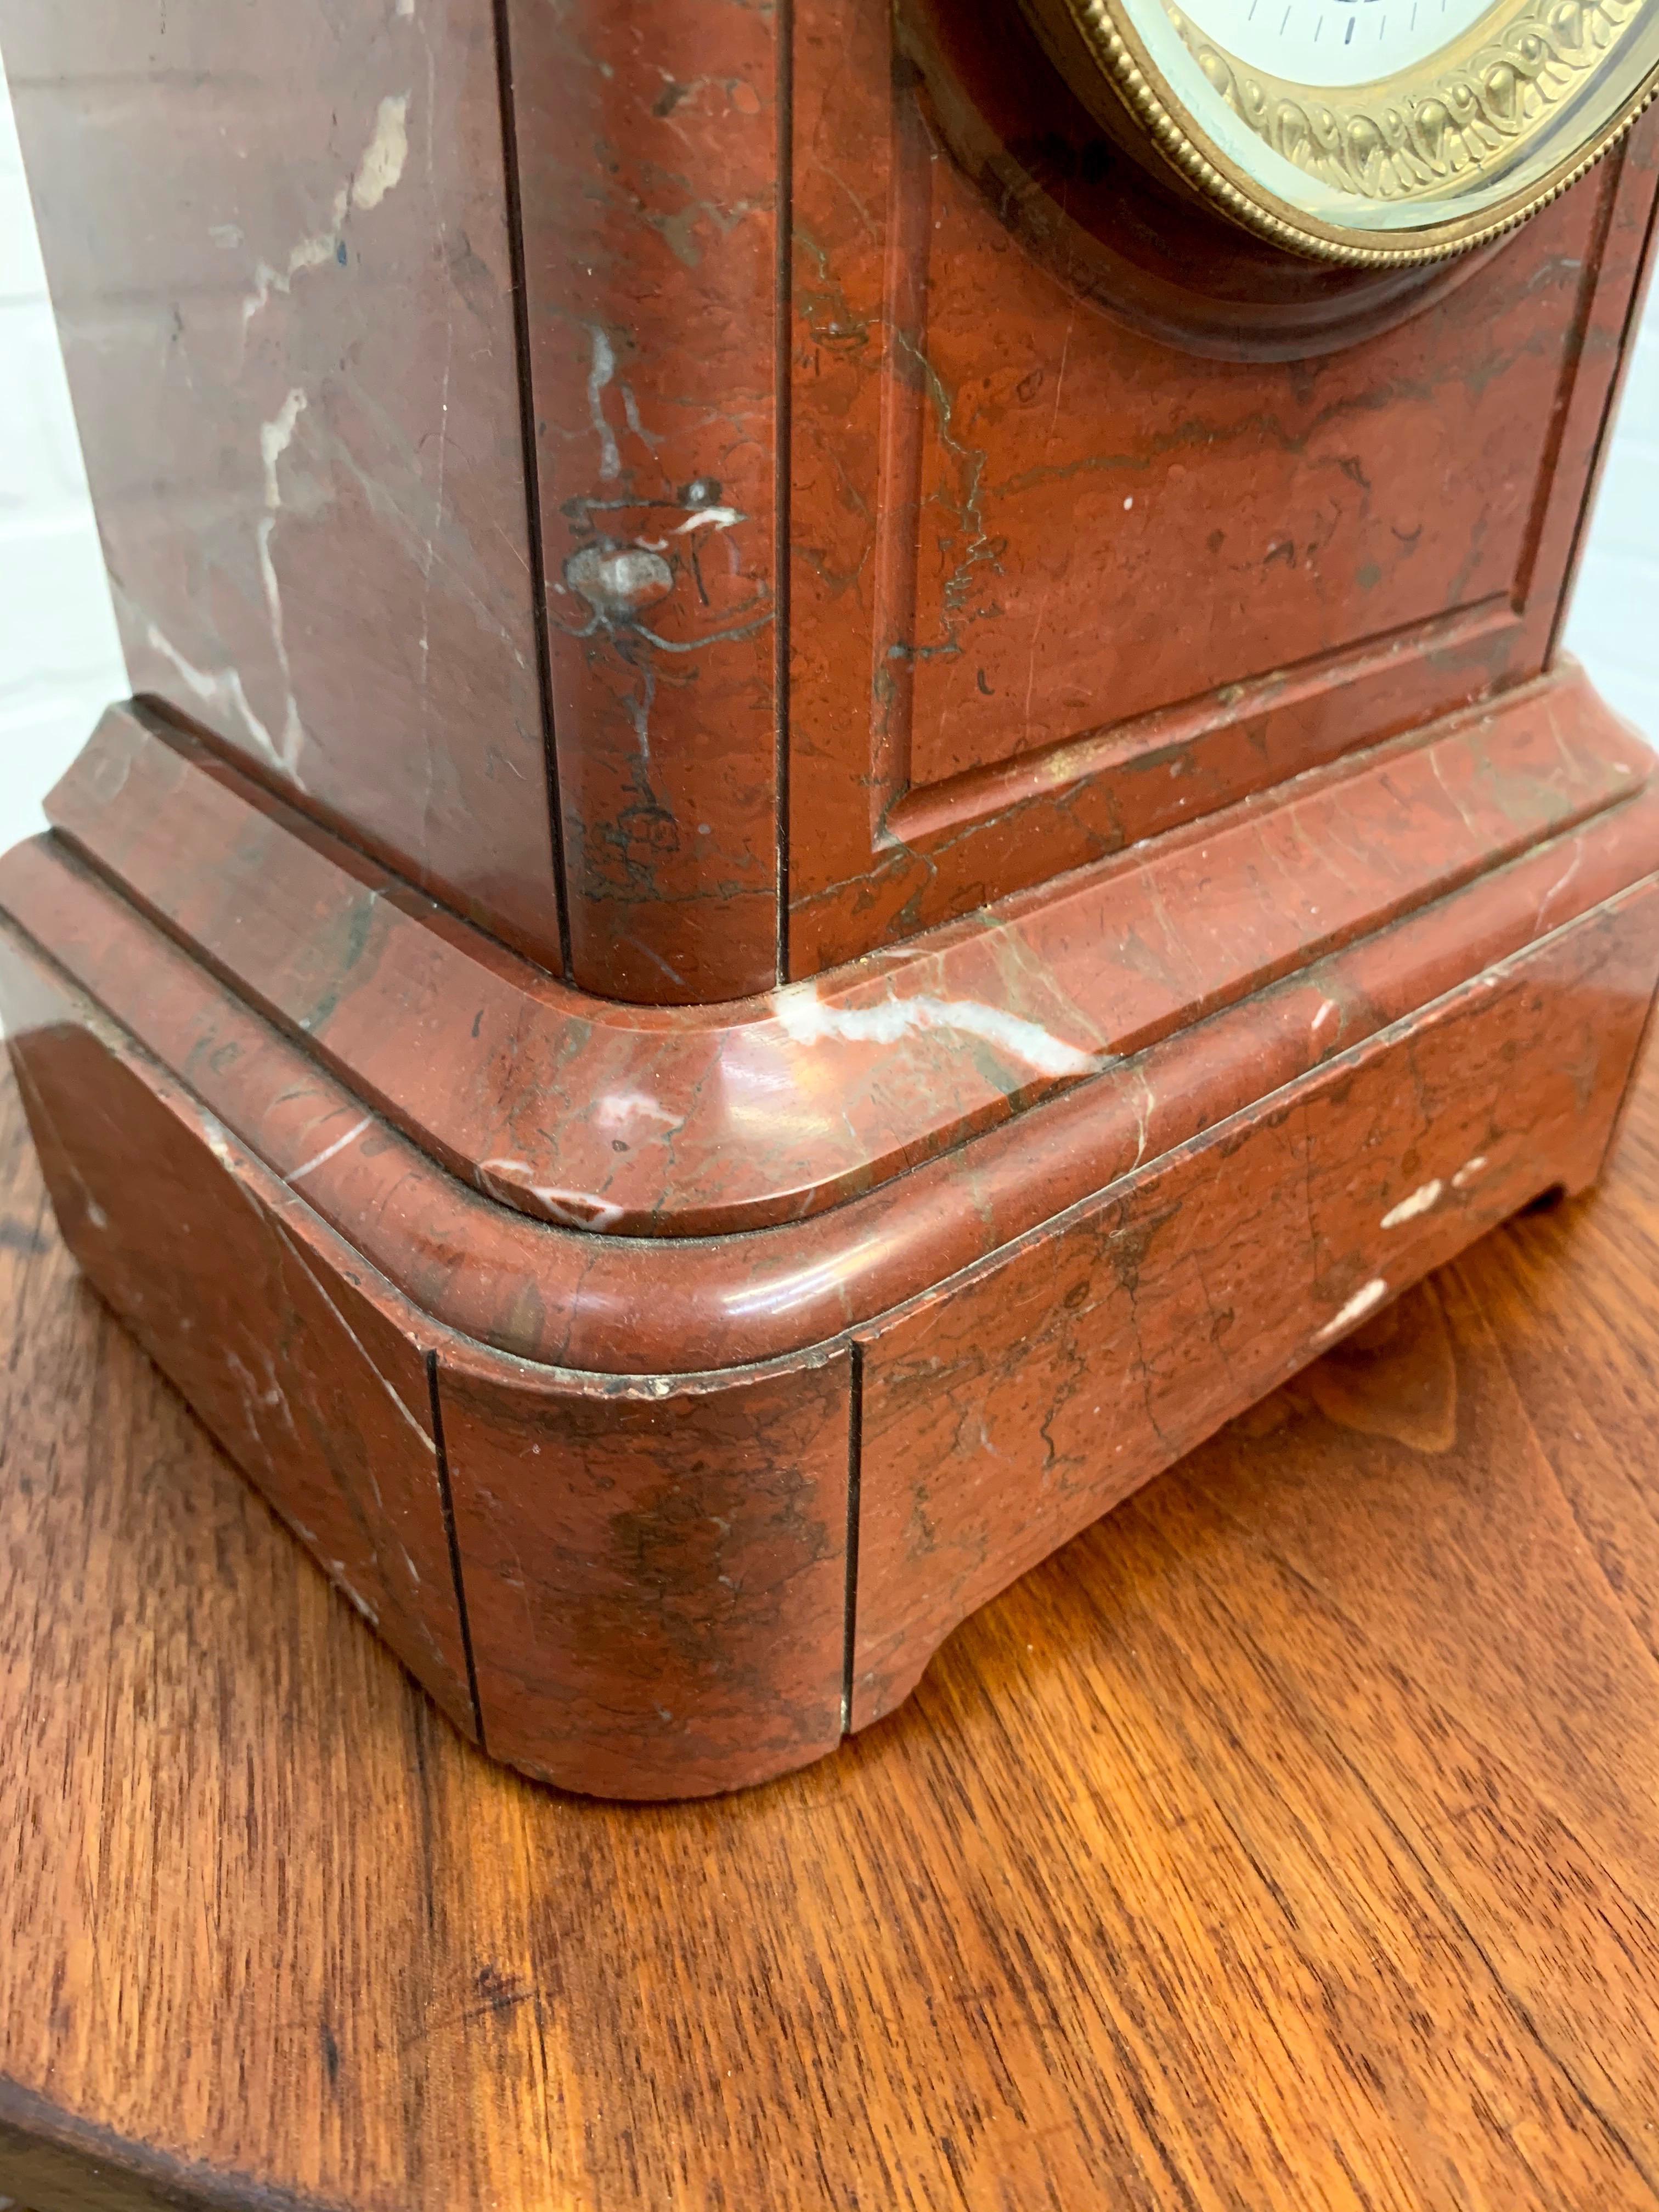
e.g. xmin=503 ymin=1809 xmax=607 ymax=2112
xmin=0 ymin=47 xmax=1655 ymax=856
xmin=0 ymin=52 xmax=127 ymax=852
xmin=1568 ymin=295 xmax=1659 ymax=739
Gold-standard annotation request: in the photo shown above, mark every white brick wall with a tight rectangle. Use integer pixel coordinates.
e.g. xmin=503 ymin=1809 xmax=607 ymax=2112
xmin=0 ymin=47 xmax=1654 ymax=857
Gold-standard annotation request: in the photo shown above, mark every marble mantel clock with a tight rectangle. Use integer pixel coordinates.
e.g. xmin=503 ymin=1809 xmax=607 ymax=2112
xmin=1 ymin=0 xmax=1656 ymax=1798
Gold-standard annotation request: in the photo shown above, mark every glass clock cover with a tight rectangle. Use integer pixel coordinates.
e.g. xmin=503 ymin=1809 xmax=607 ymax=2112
xmin=1018 ymin=0 xmax=1659 ymax=259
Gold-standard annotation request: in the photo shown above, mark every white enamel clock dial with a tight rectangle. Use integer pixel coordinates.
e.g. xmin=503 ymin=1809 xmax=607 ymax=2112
xmin=1178 ymin=0 xmax=1501 ymax=91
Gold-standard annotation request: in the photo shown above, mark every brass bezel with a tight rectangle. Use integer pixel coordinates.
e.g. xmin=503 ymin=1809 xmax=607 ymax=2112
xmin=1016 ymin=0 xmax=1659 ymax=262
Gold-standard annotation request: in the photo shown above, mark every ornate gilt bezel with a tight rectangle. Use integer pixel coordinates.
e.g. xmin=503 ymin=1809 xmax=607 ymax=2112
xmin=1015 ymin=0 xmax=1659 ymax=262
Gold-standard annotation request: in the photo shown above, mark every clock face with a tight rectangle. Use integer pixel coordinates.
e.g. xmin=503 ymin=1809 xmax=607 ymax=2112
xmin=1017 ymin=0 xmax=1659 ymax=261
xmin=1177 ymin=0 xmax=1500 ymax=91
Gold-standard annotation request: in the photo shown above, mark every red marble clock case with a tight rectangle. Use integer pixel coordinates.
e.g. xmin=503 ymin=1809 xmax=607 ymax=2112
xmin=1 ymin=0 xmax=1657 ymax=1796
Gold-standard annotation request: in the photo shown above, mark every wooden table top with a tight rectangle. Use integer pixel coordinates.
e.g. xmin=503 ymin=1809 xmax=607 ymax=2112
xmin=4 ymin=1054 xmax=1659 ymax=2212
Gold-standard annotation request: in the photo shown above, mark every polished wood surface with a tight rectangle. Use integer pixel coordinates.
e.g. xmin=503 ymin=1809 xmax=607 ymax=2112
xmin=7 ymin=1044 xmax=1659 ymax=2209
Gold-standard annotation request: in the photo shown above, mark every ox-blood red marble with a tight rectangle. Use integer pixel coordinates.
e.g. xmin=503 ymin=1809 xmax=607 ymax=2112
xmin=2 ymin=0 xmax=1656 ymax=1795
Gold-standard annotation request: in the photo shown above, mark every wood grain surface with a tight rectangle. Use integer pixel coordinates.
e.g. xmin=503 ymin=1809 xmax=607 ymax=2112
xmin=5 ymin=1050 xmax=1659 ymax=2212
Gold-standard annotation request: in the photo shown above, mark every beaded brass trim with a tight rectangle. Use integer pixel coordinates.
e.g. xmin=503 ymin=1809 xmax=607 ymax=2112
xmin=1028 ymin=0 xmax=1659 ymax=261
xmin=1171 ymin=0 xmax=1643 ymax=204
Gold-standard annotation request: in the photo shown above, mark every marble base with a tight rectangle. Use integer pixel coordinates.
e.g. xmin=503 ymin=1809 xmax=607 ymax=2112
xmin=3 ymin=668 xmax=1657 ymax=1796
